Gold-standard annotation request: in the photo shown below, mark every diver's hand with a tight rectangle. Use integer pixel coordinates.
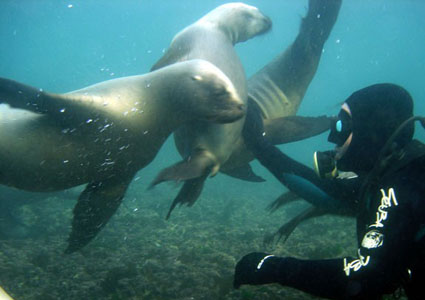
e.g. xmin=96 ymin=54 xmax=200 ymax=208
xmin=234 ymin=252 xmax=283 ymax=288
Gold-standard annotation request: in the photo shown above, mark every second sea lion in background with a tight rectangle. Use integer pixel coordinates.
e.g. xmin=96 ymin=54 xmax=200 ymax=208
xmin=150 ymin=3 xmax=272 ymax=218
xmin=221 ymin=0 xmax=342 ymax=178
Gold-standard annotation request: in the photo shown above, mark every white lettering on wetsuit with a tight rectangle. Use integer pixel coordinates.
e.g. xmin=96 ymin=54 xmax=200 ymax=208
xmin=256 ymin=255 xmax=275 ymax=270
xmin=369 ymin=188 xmax=398 ymax=229
xmin=343 ymin=188 xmax=398 ymax=276
xmin=344 ymin=249 xmax=370 ymax=276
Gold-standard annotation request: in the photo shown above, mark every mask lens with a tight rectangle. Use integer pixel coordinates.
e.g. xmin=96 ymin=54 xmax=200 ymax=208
xmin=328 ymin=110 xmax=352 ymax=146
xmin=336 ymin=120 xmax=342 ymax=132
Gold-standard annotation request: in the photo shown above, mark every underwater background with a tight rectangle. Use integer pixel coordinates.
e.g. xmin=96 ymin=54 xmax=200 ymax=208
xmin=0 ymin=0 xmax=424 ymax=299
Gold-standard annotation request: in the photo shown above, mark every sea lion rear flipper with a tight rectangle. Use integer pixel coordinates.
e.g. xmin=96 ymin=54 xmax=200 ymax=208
xmin=0 ymin=77 xmax=55 ymax=113
xmin=266 ymin=191 xmax=300 ymax=213
xmin=264 ymin=115 xmax=332 ymax=145
xmin=0 ymin=77 xmax=108 ymax=121
xmin=220 ymin=164 xmax=265 ymax=182
xmin=65 ymin=175 xmax=134 ymax=253
xmin=149 ymin=153 xmax=216 ymax=187
xmin=166 ymin=176 xmax=207 ymax=220
xmin=264 ymin=206 xmax=325 ymax=246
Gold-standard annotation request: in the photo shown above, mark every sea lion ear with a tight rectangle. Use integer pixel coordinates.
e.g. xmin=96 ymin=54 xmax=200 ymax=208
xmin=191 ymin=75 xmax=203 ymax=81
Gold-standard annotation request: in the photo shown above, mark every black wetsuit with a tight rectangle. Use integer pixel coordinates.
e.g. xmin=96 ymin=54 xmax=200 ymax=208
xmin=242 ymin=100 xmax=425 ymax=299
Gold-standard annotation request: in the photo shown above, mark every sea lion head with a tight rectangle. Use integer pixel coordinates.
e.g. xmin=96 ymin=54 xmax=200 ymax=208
xmin=200 ymin=3 xmax=272 ymax=44
xmin=175 ymin=59 xmax=246 ymax=123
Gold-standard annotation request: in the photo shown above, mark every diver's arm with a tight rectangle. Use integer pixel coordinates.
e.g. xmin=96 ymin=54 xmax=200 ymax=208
xmin=244 ymin=99 xmax=357 ymax=211
xmin=243 ymin=99 xmax=320 ymax=185
xmin=235 ymin=174 xmax=422 ymax=298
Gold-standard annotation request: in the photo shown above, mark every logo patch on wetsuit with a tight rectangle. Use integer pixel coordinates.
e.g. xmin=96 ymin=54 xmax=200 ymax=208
xmin=361 ymin=229 xmax=384 ymax=249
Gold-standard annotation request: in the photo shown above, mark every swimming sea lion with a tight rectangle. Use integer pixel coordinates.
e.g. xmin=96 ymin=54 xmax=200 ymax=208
xmin=230 ymin=0 xmax=343 ymax=244
xmin=150 ymin=3 xmax=272 ymax=218
xmin=220 ymin=0 xmax=342 ymax=178
xmin=0 ymin=59 xmax=244 ymax=252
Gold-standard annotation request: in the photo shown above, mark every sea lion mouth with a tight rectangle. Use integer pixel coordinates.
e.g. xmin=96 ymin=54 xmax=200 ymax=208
xmin=259 ymin=16 xmax=272 ymax=35
xmin=208 ymin=103 xmax=246 ymax=123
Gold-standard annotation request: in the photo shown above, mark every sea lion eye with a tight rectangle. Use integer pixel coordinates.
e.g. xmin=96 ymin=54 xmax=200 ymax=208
xmin=191 ymin=75 xmax=203 ymax=81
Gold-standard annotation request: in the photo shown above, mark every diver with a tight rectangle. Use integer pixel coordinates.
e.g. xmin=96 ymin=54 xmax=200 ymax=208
xmin=234 ymin=83 xmax=425 ymax=299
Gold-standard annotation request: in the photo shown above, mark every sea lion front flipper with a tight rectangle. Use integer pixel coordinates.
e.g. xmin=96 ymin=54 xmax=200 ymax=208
xmin=166 ymin=175 xmax=207 ymax=220
xmin=65 ymin=175 xmax=134 ymax=254
xmin=247 ymin=0 xmax=341 ymax=120
xmin=264 ymin=115 xmax=332 ymax=145
xmin=220 ymin=164 xmax=265 ymax=182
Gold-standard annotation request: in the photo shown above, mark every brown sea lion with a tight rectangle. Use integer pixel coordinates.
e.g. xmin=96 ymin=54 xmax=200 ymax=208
xmin=149 ymin=3 xmax=272 ymax=218
xmin=0 ymin=59 xmax=244 ymax=252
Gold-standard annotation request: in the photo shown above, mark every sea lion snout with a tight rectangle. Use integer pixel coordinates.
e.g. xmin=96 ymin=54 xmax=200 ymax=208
xmin=210 ymin=84 xmax=246 ymax=123
xmin=188 ymin=59 xmax=246 ymax=123
xmin=218 ymin=100 xmax=246 ymax=123
xmin=205 ymin=95 xmax=245 ymax=124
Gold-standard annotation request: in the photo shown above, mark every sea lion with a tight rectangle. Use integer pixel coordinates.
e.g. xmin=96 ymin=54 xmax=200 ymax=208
xmin=233 ymin=0 xmax=343 ymax=244
xmin=150 ymin=3 xmax=272 ymax=218
xmin=220 ymin=0 xmax=342 ymax=177
xmin=0 ymin=59 xmax=244 ymax=252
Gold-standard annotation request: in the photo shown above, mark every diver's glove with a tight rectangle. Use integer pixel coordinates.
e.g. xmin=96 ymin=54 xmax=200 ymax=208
xmin=233 ymin=252 xmax=286 ymax=288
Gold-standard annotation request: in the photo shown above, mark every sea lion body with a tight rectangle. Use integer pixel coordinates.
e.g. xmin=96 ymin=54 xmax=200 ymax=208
xmin=150 ymin=3 xmax=271 ymax=217
xmin=0 ymin=59 xmax=244 ymax=251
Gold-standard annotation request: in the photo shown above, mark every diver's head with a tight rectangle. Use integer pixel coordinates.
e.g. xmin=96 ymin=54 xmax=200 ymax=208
xmin=328 ymin=83 xmax=414 ymax=173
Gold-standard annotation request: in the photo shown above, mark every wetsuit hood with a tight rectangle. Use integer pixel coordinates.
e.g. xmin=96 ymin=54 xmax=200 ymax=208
xmin=333 ymin=83 xmax=414 ymax=173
